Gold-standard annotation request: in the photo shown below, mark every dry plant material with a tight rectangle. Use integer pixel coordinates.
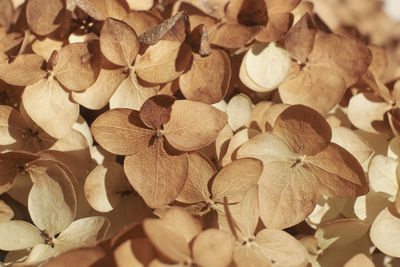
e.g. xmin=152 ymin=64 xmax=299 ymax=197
xmin=92 ymin=95 xmax=227 ymax=208
xmin=143 ymin=207 xmax=235 ymax=266
xmin=2 ymin=0 xmax=400 ymax=265
xmin=237 ymin=105 xmax=369 ymax=229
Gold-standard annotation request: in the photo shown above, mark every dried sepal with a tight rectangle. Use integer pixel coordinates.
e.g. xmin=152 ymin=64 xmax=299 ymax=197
xmin=343 ymin=253 xmax=374 ymax=267
xmin=0 ymin=200 xmax=13 ymax=223
xmin=26 ymin=0 xmax=64 ymax=36
xmin=0 ymin=220 xmax=42 ymax=250
xmin=180 ymin=49 xmax=231 ymax=104
xmin=91 ymin=109 xmax=153 ymax=155
xmin=84 ymin=162 xmax=130 ymax=212
xmin=226 ymin=94 xmax=252 ymax=132
xmin=124 ymin=138 xmax=188 ymax=208
xmin=100 ymin=18 xmax=139 ymax=67
xmin=162 ymin=100 xmax=228 ymax=151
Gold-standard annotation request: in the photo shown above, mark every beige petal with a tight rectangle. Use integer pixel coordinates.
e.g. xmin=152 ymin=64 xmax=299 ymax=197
xmin=0 ymin=54 xmax=46 ymax=86
xmin=55 ymin=216 xmax=109 ymax=250
xmin=32 ymin=38 xmax=64 ymax=62
xmin=238 ymin=185 xmax=259 ymax=238
xmin=316 ymin=219 xmax=370 ymax=250
xmin=258 ymin=160 xmax=319 ymax=229
xmin=176 ymin=152 xmax=215 ymax=204
xmin=273 ymin=104 xmax=332 ymax=156
xmin=100 ymin=18 xmax=139 ymax=67
xmin=243 ymin=42 xmax=291 ymax=92
xmin=162 ymin=100 xmax=228 ymax=151
xmin=28 ymin=164 xmax=77 ymax=236
xmin=71 ymin=67 xmax=126 ymax=110
xmin=226 ymin=94 xmax=252 ymax=132
xmin=0 ymin=221 xmax=42 ymax=251
xmin=278 ymin=67 xmax=346 ymax=114
xmin=307 ymin=143 xmax=369 ymax=198
xmin=212 ymin=158 xmax=262 ymax=203
xmin=91 ymin=108 xmax=153 ymax=155
xmin=331 ymin=127 xmax=374 ymax=172
xmin=109 ymin=72 xmax=158 ymax=110
xmin=0 ymin=105 xmax=25 ymax=146
xmin=26 ymin=0 xmax=63 ymax=35
xmin=135 ymin=41 xmax=192 ymax=84
xmin=215 ymin=124 xmax=233 ymax=163
xmin=256 ymin=228 xmax=309 ymax=267
xmin=22 ymin=78 xmax=79 ymax=139
xmin=180 ymin=49 xmax=231 ymax=104
xmin=53 ymin=42 xmax=101 ymax=92
xmin=343 ymin=253 xmax=374 ymax=267
xmin=0 ymin=200 xmax=13 ymax=223
xmin=161 ymin=207 xmax=202 ymax=243
xmin=192 ymin=229 xmax=235 ymax=267
xmin=113 ymin=238 xmax=155 ymax=267
xmin=266 ymin=0 xmax=300 ymax=13
xmin=221 ymin=128 xmax=259 ymax=166
xmin=306 ymin=195 xmax=346 ymax=227
xmin=354 ymin=192 xmax=391 ymax=223
xmin=347 ymin=93 xmax=391 ymax=134
xmin=370 ymin=207 xmax=400 ymax=257
xmin=237 ymin=132 xmax=294 ymax=165
xmin=233 ymin=245 xmax=271 ymax=267
xmin=84 ymin=162 xmax=130 ymax=212
xmin=124 ymin=10 xmax=162 ymax=35
xmin=248 ymin=101 xmax=273 ymax=131
xmin=368 ymin=155 xmax=399 ymax=197
xmin=143 ymin=218 xmax=191 ymax=263
xmin=388 ymin=137 xmax=400 ymax=159
xmin=124 ymin=138 xmax=188 ymax=208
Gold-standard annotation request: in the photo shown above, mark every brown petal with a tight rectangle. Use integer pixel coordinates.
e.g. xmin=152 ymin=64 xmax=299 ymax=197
xmin=109 ymin=72 xmax=159 ymax=110
xmin=186 ymin=24 xmax=212 ymax=57
xmin=74 ymin=0 xmax=128 ymax=21
xmin=212 ymin=158 xmax=262 ymax=203
xmin=258 ymin=160 xmax=319 ymax=229
xmin=0 ymin=105 xmax=25 ymax=146
xmin=255 ymin=13 xmax=292 ymax=43
xmin=26 ymin=0 xmax=64 ymax=35
xmin=100 ymin=18 xmax=139 ymax=67
xmin=135 ymin=40 xmax=192 ymax=84
xmin=91 ymin=108 xmax=153 ymax=155
xmin=278 ymin=66 xmax=347 ymax=114
xmin=22 ymin=78 xmax=79 ymax=139
xmin=266 ymin=0 xmax=301 ymax=13
xmin=176 ymin=152 xmax=215 ymax=204
xmin=283 ymin=13 xmax=316 ymax=63
xmin=308 ymin=31 xmax=372 ymax=86
xmin=180 ymin=49 xmax=231 ymax=104
xmin=273 ymin=104 xmax=332 ymax=156
xmin=255 ymin=228 xmax=309 ymax=267
xmin=124 ymin=10 xmax=162 ymax=35
xmin=0 ymin=54 xmax=46 ymax=86
xmin=307 ymin=143 xmax=369 ymax=198
xmin=161 ymin=207 xmax=203 ymax=243
xmin=124 ymin=138 xmax=188 ymax=208
xmin=343 ymin=253 xmax=374 ymax=267
xmin=71 ymin=67 xmax=126 ymax=110
xmin=143 ymin=217 xmax=191 ymax=263
xmin=208 ymin=23 xmax=255 ymax=50
xmin=162 ymin=100 xmax=228 ymax=151
xmin=192 ymin=229 xmax=235 ymax=267
xmin=139 ymin=95 xmax=175 ymax=130
xmin=84 ymin=162 xmax=130 ymax=212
